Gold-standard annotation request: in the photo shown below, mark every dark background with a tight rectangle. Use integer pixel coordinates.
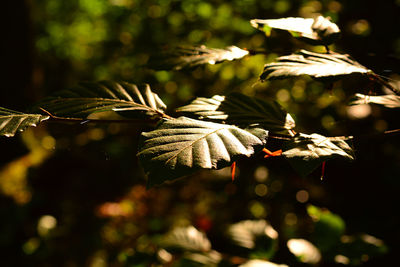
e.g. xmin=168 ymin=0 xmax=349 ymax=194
xmin=1 ymin=0 xmax=400 ymax=266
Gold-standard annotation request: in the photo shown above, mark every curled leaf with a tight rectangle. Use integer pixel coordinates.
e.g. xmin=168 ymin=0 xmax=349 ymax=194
xmin=137 ymin=117 xmax=268 ymax=187
xmin=148 ymin=45 xmax=249 ymax=70
xmin=251 ymin=16 xmax=340 ymax=45
xmin=261 ymin=50 xmax=370 ymax=82
xmin=176 ymin=93 xmax=295 ymax=135
xmin=0 ymin=107 xmax=49 ymax=137
xmin=282 ymin=133 xmax=355 ymax=177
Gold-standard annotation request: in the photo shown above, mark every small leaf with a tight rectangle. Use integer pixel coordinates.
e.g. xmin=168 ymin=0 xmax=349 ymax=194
xmin=260 ymin=50 xmax=370 ymax=82
xmin=0 ymin=107 xmax=49 ymax=137
xmin=161 ymin=226 xmax=211 ymax=253
xmin=176 ymin=93 xmax=295 ymax=135
xmin=251 ymin=16 xmax=340 ymax=45
xmin=239 ymin=259 xmax=288 ymax=267
xmin=36 ymin=81 xmax=167 ymax=119
xmin=282 ymin=133 xmax=354 ymax=177
xmin=148 ymin=45 xmax=249 ymax=70
xmin=227 ymin=220 xmax=278 ymax=252
xmin=287 ymin=239 xmax=321 ymax=264
xmin=138 ymin=117 xmax=268 ymax=187
xmin=350 ymin=93 xmax=400 ymax=108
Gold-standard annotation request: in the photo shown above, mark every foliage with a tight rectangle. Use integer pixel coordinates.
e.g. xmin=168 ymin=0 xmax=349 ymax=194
xmin=176 ymin=93 xmax=295 ymax=135
xmin=260 ymin=50 xmax=370 ymax=81
xmin=0 ymin=107 xmax=48 ymax=137
xmin=2 ymin=1 xmax=399 ymax=266
xmin=251 ymin=16 xmax=340 ymax=46
xmin=138 ymin=117 xmax=268 ymax=187
xmin=350 ymin=93 xmax=400 ymax=108
xmin=149 ymin=45 xmax=250 ymax=70
xmin=35 ymin=81 xmax=168 ymax=120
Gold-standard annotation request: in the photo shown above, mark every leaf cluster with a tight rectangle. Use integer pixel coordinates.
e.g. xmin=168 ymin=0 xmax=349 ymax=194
xmin=3 ymin=15 xmax=390 ymax=187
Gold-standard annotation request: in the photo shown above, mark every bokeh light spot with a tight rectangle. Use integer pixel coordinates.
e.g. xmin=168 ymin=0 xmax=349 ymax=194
xmin=296 ymin=190 xmax=309 ymax=203
xmin=255 ymin=184 xmax=268 ymax=197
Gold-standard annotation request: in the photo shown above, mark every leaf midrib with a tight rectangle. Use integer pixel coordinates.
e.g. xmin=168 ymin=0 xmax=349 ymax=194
xmin=164 ymin=126 xmax=230 ymax=166
xmin=43 ymin=97 xmax=163 ymax=113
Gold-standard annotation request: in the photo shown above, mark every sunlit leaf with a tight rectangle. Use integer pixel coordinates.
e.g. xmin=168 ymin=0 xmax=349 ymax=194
xmin=350 ymin=93 xmax=400 ymax=108
xmin=251 ymin=16 xmax=340 ymax=45
xmin=260 ymin=50 xmax=370 ymax=82
xmin=307 ymin=205 xmax=346 ymax=253
xmin=239 ymin=259 xmax=288 ymax=267
xmin=287 ymin=239 xmax=321 ymax=264
xmin=138 ymin=117 xmax=268 ymax=187
xmin=227 ymin=220 xmax=278 ymax=259
xmin=36 ymin=81 xmax=167 ymax=119
xmin=179 ymin=250 xmax=222 ymax=267
xmin=282 ymin=134 xmax=355 ymax=177
xmin=0 ymin=107 xmax=49 ymax=137
xmin=176 ymin=93 xmax=295 ymax=135
xmin=148 ymin=45 xmax=249 ymax=70
xmin=161 ymin=226 xmax=211 ymax=253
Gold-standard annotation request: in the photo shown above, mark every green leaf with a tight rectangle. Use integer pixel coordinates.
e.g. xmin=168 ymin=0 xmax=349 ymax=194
xmin=227 ymin=220 xmax=278 ymax=258
xmin=36 ymin=81 xmax=167 ymax=119
xmin=350 ymin=93 xmax=400 ymax=108
xmin=282 ymin=133 xmax=355 ymax=177
xmin=148 ymin=45 xmax=249 ymax=70
xmin=161 ymin=226 xmax=211 ymax=253
xmin=176 ymin=93 xmax=295 ymax=135
xmin=251 ymin=16 xmax=340 ymax=45
xmin=138 ymin=117 xmax=268 ymax=187
xmin=239 ymin=259 xmax=288 ymax=267
xmin=260 ymin=50 xmax=370 ymax=82
xmin=307 ymin=205 xmax=346 ymax=253
xmin=0 ymin=107 xmax=49 ymax=137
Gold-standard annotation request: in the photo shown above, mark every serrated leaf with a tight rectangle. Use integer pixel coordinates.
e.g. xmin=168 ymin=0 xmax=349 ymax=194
xmin=260 ymin=50 xmax=370 ymax=82
xmin=239 ymin=259 xmax=288 ymax=267
xmin=176 ymin=93 xmax=295 ymax=135
xmin=251 ymin=16 xmax=340 ymax=45
xmin=148 ymin=45 xmax=249 ymax=70
xmin=161 ymin=226 xmax=211 ymax=253
xmin=227 ymin=220 xmax=278 ymax=251
xmin=350 ymin=93 xmax=400 ymax=108
xmin=36 ymin=81 xmax=167 ymax=119
xmin=282 ymin=133 xmax=354 ymax=177
xmin=138 ymin=117 xmax=268 ymax=187
xmin=0 ymin=107 xmax=49 ymax=137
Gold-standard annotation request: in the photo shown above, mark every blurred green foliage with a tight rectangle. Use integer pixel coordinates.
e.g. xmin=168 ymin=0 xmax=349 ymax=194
xmin=1 ymin=0 xmax=400 ymax=266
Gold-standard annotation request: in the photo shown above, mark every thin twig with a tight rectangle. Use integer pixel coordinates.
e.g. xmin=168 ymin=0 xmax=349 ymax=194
xmin=329 ymin=128 xmax=400 ymax=141
xmin=246 ymin=49 xmax=269 ymax=56
xmin=369 ymin=72 xmax=400 ymax=96
xmin=39 ymin=107 xmax=161 ymax=125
